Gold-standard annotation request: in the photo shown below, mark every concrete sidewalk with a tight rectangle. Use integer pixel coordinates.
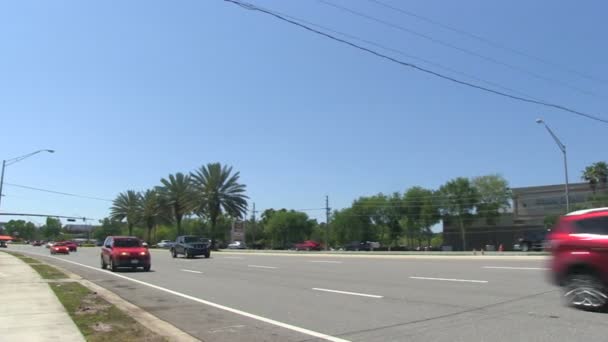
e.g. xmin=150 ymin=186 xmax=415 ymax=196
xmin=0 ymin=252 xmax=84 ymax=342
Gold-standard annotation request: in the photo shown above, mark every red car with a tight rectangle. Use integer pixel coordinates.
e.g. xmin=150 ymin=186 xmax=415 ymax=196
xmin=549 ymin=208 xmax=608 ymax=311
xmin=63 ymin=241 xmax=78 ymax=252
xmin=294 ymin=240 xmax=322 ymax=251
xmin=50 ymin=242 xmax=70 ymax=255
xmin=100 ymin=236 xmax=151 ymax=272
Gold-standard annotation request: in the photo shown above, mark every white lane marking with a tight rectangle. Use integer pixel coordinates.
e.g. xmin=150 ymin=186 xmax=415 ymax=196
xmin=222 ymin=257 xmax=244 ymax=259
xmin=181 ymin=269 xmax=203 ymax=274
xmin=308 ymin=261 xmax=343 ymax=264
xmin=410 ymin=276 xmax=488 ymax=283
xmin=247 ymin=265 xmax=278 ymax=269
xmin=483 ymin=266 xmax=549 ymax=270
xmin=14 ymin=250 xmax=350 ymax=342
xmin=312 ymin=288 xmax=383 ymax=298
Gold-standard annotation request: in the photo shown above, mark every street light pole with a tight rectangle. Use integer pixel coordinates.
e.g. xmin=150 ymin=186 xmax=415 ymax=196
xmin=536 ymin=119 xmax=570 ymax=212
xmin=0 ymin=149 xmax=55 ymax=211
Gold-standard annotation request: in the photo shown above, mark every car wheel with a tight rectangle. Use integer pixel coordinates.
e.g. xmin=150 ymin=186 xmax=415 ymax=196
xmin=564 ymin=273 xmax=608 ymax=311
xmin=144 ymin=265 xmax=151 ymax=272
xmin=185 ymin=249 xmax=190 ymax=259
xmin=109 ymin=258 xmax=117 ymax=272
xmin=521 ymin=243 xmax=530 ymax=252
xmin=171 ymin=249 xmax=177 ymax=258
xmin=100 ymin=257 xmax=107 ymax=269
xmin=205 ymin=251 xmax=210 ymax=259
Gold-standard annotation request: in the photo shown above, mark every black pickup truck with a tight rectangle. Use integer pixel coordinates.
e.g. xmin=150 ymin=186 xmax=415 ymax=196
xmin=170 ymin=235 xmax=211 ymax=259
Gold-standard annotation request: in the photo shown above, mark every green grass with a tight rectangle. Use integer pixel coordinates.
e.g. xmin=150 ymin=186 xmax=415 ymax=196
xmin=50 ymin=282 xmax=166 ymax=342
xmin=3 ymin=251 xmax=166 ymax=341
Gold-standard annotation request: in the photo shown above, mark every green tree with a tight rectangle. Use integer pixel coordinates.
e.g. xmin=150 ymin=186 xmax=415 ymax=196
xmin=139 ymin=189 xmax=163 ymax=243
xmin=438 ymin=177 xmax=479 ymax=251
xmin=4 ymin=220 xmax=36 ymax=240
xmin=351 ymin=194 xmax=405 ymax=249
xmin=403 ymin=187 xmax=440 ymax=247
xmin=110 ymin=190 xmax=141 ymax=236
xmin=42 ymin=217 xmax=62 ymax=239
xmin=330 ymin=207 xmax=372 ymax=246
xmin=191 ymin=163 xmax=249 ymax=237
xmin=582 ymin=161 xmax=608 ymax=193
xmin=157 ymin=173 xmax=196 ymax=236
xmin=264 ymin=210 xmax=314 ymax=249
xmin=93 ymin=218 xmax=123 ymax=242
xmin=472 ymin=174 xmax=511 ymax=225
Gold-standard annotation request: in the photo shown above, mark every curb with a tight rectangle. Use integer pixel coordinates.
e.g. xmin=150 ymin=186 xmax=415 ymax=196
xmin=30 ymin=257 xmax=201 ymax=342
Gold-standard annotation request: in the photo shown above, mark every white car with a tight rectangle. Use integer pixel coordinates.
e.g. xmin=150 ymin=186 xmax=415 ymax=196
xmin=227 ymin=241 xmax=246 ymax=249
xmin=156 ymin=240 xmax=174 ymax=248
xmin=45 ymin=241 xmax=55 ymax=249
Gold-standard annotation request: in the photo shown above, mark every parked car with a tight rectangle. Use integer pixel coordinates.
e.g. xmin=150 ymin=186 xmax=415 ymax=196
xmin=343 ymin=241 xmax=374 ymax=251
xmin=100 ymin=236 xmax=151 ymax=272
xmin=171 ymin=235 xmax=211 ymax=258
xmin=31 ymin=241 xmax=43 ymax=247
xmin=514 ymin=230 xmax=549 ymax=251
xmin=294 ymin=240 xmax=322 ymax=251
xmin=549 ymin=208 xmax=608 ymax=311
xmin=63 ymin=241 xmax=78 ymax=252
xmin=157 ymin=240 xmax=174 ymax=249
xmin=227 ymin=241 xmax=246 ymax=249
xmin=50 ymin=242 xmax=70 ymax=255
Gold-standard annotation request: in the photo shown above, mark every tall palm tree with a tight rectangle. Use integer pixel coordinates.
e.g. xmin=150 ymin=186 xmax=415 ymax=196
xmin=157 ymin=173 xmax=196 ymax=236
xmin=582 ymin=162 xmax=608 ymax=194
xmin=110 ymin=190 xmax=141 ymax=236
xmin=191 ymin=163 xmax=249 ymax=235
xmin=139 ymin=189 xmax=163 ymax=243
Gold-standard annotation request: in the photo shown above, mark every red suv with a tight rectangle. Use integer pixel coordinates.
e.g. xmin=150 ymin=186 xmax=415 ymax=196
xmin=101 ymin=236 xmax=151 ymax=272
xmin=549 ymin=208 xmax=608 ymax=311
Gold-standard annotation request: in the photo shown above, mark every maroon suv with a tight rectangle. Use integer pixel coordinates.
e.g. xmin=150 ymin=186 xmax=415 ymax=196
xmin=549 ymin=208 xmax=608 ymax=311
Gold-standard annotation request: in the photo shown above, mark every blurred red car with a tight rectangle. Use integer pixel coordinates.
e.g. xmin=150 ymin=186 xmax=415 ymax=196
xmin=549 ymin=208 xmax=608 ymax=311
xmin=294 ymin=240 xmax=322 ymax=251
xmin=50 ymin=242 xmax=70 ymax=255
xmin=101 ymin=236 xmax=151 ymax=272
xmin=63 ymin=241 xmax=78 ymax=252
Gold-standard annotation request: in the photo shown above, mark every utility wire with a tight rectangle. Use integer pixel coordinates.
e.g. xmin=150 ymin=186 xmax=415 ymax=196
xmin=261 ymin=5 xmax=543 ymax=101
xmin=366 ymin=0 xmax=608 ymax=85
xmin=4 ymin=183 xmax=113 ymax=202
xmin=224 ymin=0 xmax=608 ymax=125
xmin=318 ymin=0 xmax=598 ymax=98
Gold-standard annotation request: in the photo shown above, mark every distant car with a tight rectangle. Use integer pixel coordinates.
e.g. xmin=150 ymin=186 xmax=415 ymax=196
xmin=294 ymin=240 xmax=322 ymax=251
xmin=157 ymin=240 xmax=174 ymax=249
xmin=227 ymin=241 xmax=246 ymax=249
xmin=514 ymin=230 xmax=548 ymax=251
xmin=96 ymin=240 xmax=104 ymax=247
xmin=32 ymin=241 xmax=43 ymax=247
xmin=171 ymin=235 xmax=211 ymax=258
xmin=63 ymin=241 xmax=78 ymax=252
xmin=100 ymin=236 xmax=151 ymax=272
xmin=0 ymin=241 xmax=7 ymax=248
xmin=50 ymin=242 xmax=70 ymax=255
xmin=549 ymin=208 xmax=608 ymax=311
xmin=45 ymin=242 xmax=55 ymax=249
xmin=343 ymin=241 xmax=373 ymax=251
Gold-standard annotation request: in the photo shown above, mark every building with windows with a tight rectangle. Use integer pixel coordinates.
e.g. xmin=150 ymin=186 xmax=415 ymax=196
xmin=443 ymin=182 xmax=594 ymax=250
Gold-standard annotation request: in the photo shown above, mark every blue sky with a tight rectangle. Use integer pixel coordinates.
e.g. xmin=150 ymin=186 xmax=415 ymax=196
xmin=1 ymin=0 xmax=607 ymax=225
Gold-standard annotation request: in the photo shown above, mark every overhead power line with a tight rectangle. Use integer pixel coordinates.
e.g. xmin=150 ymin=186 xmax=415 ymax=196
xmin=4 ymin=183 xmax=113 ymax=202
xmin=366 ymin=0 xmax=608 ymax=85
xmin=224 ymin=0 xmax=608 ymax=125
xmin=0 ymin=212 xmax=98 ymax=222
xmin=319 ymin=0 xmax=598 ymax=98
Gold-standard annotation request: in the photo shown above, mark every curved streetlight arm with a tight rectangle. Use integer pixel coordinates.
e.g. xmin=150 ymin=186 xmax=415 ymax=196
xmin=5 ymin=149 xmax=55 ymax=166
xmin=541 ymin=123 xmax=566 ymax=153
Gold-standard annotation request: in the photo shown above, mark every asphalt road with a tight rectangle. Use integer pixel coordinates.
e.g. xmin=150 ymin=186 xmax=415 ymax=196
xmin=8 ymin=245 xmax=608 ymax=342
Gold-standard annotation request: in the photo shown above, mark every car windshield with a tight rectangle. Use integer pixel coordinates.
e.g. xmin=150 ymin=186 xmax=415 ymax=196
xmin=114 ymin=239 xmax=141 ymax=248
xmin=184 ymin=236 xmax=205 ymax=243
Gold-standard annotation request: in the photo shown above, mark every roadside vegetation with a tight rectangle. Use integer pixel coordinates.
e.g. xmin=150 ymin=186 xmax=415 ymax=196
xmin=3 ymin=161 xmax=608 ymax=251
xmin=7 ymin=252 xmax=166 ymax=342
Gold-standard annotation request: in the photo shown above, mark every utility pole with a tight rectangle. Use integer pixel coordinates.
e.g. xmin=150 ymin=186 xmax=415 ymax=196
xmin=325 ymin=195 xmax=330 ymax=251
xmin=251 ymin=202 xmax=257 ymax=248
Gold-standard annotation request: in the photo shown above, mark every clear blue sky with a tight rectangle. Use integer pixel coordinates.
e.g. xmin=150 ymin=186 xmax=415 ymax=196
xmin=1 ymin=0 xmax=607 ymax=226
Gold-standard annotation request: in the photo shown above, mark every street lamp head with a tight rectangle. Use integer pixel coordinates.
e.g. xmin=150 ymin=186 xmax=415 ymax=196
xmin=535 ymin=118 xmax=544 ymax=124
xmin=45 ymin=150 xmax=55 ymax=153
